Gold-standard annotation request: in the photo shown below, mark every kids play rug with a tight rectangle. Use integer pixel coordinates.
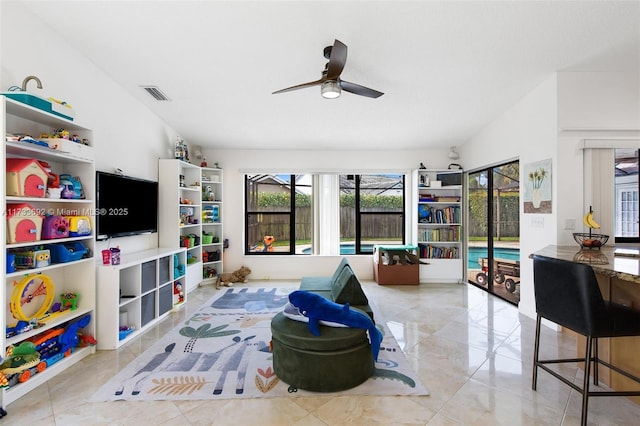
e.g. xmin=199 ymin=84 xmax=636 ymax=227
xmin=89 ymin=287 xmax=428 ymax=402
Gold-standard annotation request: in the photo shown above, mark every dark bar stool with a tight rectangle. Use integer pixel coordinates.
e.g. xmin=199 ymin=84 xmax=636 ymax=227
xmin=532 ymin=255 xmax=640 ymax=426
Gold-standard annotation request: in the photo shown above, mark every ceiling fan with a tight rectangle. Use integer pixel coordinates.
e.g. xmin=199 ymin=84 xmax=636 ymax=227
xmin=272 ymin=39 xmax=384 ymax=99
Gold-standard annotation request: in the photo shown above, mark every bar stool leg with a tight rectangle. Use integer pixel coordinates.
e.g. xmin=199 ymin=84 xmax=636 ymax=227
xmin=593 ymin=338 xmax=599 ymax=385
xmin=532 ymin=315 xmax=541 ymax=390
xmin=581 ymin=337 xmax=593 ymax=426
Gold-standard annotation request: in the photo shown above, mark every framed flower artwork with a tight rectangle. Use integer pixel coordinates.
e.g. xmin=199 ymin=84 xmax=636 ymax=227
xmin=524 ymin=158 xmax=552 ymax=213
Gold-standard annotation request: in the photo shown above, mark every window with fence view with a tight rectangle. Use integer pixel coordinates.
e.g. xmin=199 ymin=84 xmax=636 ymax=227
xmin=244 ymin=173 xmax=405 ymax=255
xmin=339 ymin=174 xmax=405 ymax=254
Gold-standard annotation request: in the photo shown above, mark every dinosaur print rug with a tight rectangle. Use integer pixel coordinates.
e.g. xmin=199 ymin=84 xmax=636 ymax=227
xmin=89 ymin=288 xmax=428 ymax=401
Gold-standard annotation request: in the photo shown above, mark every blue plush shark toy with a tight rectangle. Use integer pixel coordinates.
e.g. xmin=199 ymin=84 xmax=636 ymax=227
xmin=286 ymin=290 xmax=383 ymax=361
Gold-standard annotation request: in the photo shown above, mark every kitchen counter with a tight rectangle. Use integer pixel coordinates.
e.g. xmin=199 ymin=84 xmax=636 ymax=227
xmin=531 ymin=245 xmax=640 ymax=284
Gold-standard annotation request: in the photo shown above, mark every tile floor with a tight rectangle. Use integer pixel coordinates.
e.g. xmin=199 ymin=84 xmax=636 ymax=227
xmin=6 ymin=280 xmax=640 ymax=425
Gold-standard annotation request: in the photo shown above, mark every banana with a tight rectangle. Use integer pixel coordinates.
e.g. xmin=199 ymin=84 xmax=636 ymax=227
xmin=583 ymin=211 xmax=601 ymax=229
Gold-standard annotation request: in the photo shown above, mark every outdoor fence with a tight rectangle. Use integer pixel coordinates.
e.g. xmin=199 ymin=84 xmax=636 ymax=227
xmin=247 ymin=207 xmax=403 ymax=247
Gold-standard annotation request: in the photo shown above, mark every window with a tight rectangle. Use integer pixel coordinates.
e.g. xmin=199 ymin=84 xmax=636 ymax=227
xmin=245 ymin=174 xmax=312 ymax=254
xmin=244 ymin=172 xmax=406 ymax=255
xmin=339 ymin=174 xmax=406 ymax=254
xmin=615 ymin=148 xmax=639 ymax=241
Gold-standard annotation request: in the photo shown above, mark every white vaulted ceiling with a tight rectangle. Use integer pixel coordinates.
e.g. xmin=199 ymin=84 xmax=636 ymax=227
xmin=17 ymin=0 xmax=640 ymax=151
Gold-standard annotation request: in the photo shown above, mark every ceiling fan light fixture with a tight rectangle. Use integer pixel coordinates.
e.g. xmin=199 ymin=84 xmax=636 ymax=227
xmin=321 ymin=80 xmax=341 ymax=99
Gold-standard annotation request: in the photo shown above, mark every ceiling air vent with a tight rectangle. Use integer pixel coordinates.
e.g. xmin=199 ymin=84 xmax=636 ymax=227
xmin=141 ymin=86 xmax=170 ymax=101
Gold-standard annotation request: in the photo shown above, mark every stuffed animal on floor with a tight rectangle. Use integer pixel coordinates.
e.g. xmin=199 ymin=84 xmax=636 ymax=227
xmin=215 ymin=266 xmax=251 ymax=289
xmin=286 ymin=290 xmax=383 ymax=361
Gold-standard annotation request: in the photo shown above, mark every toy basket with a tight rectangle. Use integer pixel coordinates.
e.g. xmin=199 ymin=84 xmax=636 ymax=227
xmin=572 ymin=233 xmax=609 ymax=249
xmin=202 ymin=232 xmax=213 ymax=244
xmin=13 ymin=249 xmax=51 ymax=269
xmin=47 ymin=242 xmax=88 ymax=263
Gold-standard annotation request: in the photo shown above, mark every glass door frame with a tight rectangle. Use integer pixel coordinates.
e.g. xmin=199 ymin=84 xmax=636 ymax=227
xmin=467 ymin=160 xmax=520 ymax=305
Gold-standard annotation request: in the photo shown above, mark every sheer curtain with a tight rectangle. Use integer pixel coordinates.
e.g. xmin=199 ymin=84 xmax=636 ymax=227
xmin=583 ymin=139 xmax=640 ymax=238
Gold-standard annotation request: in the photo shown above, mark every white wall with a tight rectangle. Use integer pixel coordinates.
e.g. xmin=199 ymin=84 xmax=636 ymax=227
xmin=558 ymin=71 xmax=640 ymax=131
xmin=460 ymin=75 xmax=559 ymax=318
xmin=556 ymin=71 xmax=640 ymax=244
xmin=1 ymin=2 xmax=180 ymax=254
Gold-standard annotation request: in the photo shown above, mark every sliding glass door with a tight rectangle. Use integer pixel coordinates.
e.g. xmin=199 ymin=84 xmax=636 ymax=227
xmin=467 ymin=161 xmax=520 ymax=305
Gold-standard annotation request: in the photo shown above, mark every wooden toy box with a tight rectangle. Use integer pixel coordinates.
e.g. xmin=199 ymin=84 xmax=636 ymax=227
xmin=372 ymin=245 xmax=420 ymax=285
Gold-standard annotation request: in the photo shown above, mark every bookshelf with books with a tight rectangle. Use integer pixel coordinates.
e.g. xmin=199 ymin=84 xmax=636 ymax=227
xmin=414 ymin=169 xmax=463 ymax=283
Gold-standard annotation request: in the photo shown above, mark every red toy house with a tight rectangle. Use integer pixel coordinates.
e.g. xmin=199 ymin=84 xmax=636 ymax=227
xmin=6 ymin=203 xmax=43 ymax=243
xmin=6 ymin=158 xmax=49 ymax=197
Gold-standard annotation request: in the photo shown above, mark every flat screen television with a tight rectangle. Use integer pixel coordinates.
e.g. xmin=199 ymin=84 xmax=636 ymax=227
xmin=95 ymin=171 xmax=158 ymax=241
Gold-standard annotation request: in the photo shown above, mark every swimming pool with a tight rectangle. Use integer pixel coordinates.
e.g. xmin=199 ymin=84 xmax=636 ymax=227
xmin=302 ymin=244 xmax=519 ymax=264
xmin=301 ymin=243 xmax=375 ymax=255
xmin=467 ymin=246 xmax=520 ymax=269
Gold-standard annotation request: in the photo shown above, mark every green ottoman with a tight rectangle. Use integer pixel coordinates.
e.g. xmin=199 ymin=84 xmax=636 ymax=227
xmin=271 ymin=312 xmax=374 ymax=392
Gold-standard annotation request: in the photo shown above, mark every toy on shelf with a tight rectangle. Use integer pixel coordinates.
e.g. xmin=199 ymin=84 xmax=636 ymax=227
xmin=47 ymin=241 xmax=88 ymax=264
xmin=11 ymin=247 xmax=51 ymax=270
xmin=6 ymin=203 xmax=43 ymax=243
xmin=202 ymin=185 xmax=215 ymax=201
xmin=180 ymin=206 xmax=194 ymax=225
xmin=174 ymin=136 xmax=188 ymax=162
xmin=10 ymin=274 xmax=55 ymax=322
xmin=64 ymin=215 xmax=91 ymax=236
xmin=59 ymin=174 xmax=84 ymax=199
xmin=173 ymin=254 xmax=185 ymax=278
xmin=6 ymin=253 xmax=16 ymax=273
xmin=203 ymin=267 xmax=217 ymax=279
xmin=202 ymin=232 xmax=213 ymax=244
xmin=173 ymin=281 xmax=184 ymax=304
xmin=118 ymin=326 xmax=135 ymax=341
xmin=37 ymin=160 xmax=62 ymax=199
xmin=0 ymin=315 xmax=92 ymax=388
xmin=60 ymin=292 xmax=78 ymax=310
xmin=0 ymin=341 xmax=46 ymax=387
xmin=5 ymin=158 xmax=48 ymax=197
xmin=8 ymin=273 xmax=82 ymax=338
xmin=204 ymin=249 xmax=220 ymax=262
xmin=202 ymin=205 xmax=219 ymax=223
xmin=41 ymin=215 xmax=70 ymax=240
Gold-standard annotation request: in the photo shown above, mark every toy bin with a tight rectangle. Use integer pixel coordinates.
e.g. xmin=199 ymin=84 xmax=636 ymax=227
xmin=207 ymin=250 xmax=221 ymax=261
xmin=47 ymin=242 xmax=88 ymax=263
xmin=373 ymin=245 xmax=420 ymax=285
xmin=6 ymin=203 xmax=43 ymax=243
xmin=202 ymin=232 xmax=213 ymax=244
xmin=12 ymin=248 xmax=51 ymax=269
xmin=6 ymin=253 xmax=16 ymax=273
xmin=6 ymin=158 xmax=48 ymax=197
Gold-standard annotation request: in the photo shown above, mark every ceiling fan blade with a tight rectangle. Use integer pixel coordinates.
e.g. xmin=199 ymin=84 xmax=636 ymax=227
xmin=272 ymin=77 xmax=325 ymax=94
xmin=326 ymin=39 xmax=347 ymax=80
xmin=340 ymin=80 xmax=384 ymax=98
